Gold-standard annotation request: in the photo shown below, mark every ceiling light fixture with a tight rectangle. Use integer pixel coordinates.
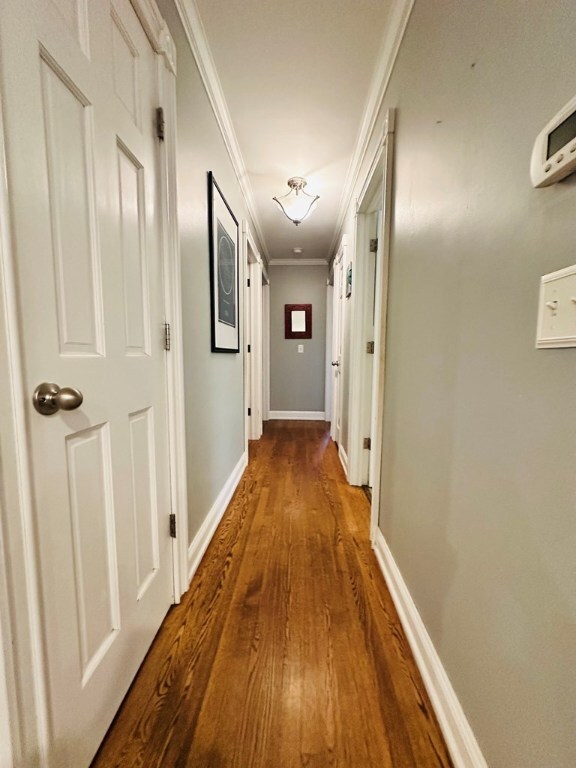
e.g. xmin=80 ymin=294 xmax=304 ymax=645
xmin=273 ymin=177 xmax=319 ymax=226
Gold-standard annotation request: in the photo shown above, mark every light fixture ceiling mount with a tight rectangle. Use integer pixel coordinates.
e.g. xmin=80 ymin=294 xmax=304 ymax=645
xmin=273 ymin=176 xmax=319 ymax=226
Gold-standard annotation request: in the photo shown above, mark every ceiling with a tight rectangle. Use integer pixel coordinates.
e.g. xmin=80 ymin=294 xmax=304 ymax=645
xmin=192 ymin=0 xmax=397 ymax=264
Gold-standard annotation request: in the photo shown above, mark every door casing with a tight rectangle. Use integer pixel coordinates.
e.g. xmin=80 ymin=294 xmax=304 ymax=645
xmin=346 ymin=110 xmax=396 ymax=541
xmin=243 ymin=221 xmax=264 ymax=445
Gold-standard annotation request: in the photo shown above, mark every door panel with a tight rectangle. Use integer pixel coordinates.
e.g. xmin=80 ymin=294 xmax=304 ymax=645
xmin=117 ymin=140 xmax=150 ymax=355
xmin=65 ymin=423 xmax=120 ymax=685
xmin=0 ymin=0 xmax=173 ymax=764
xmin=40 ymin=53 xmax=105 ymax=356
xmin=331 ymin=250 xmax=344 ymax=444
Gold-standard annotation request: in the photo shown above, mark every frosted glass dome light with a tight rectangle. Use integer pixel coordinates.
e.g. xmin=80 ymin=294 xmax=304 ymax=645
xmin=273 ymin=177 xmax=319 ymax=226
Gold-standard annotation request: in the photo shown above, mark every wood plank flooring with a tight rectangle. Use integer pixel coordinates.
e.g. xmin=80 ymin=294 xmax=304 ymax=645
xmin=91 ymin=420 xmax=452 ymax=768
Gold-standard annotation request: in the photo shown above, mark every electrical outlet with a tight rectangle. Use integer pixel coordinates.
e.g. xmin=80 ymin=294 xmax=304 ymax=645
xmin=298 ymin=344 xmax=304 ymax=353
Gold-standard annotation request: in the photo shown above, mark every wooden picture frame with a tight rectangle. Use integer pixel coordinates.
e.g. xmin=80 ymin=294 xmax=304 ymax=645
xmin=208 ymin=172 xmax=240 ymax=352
xmin=284 ymin=303 xmax=312 ymax=339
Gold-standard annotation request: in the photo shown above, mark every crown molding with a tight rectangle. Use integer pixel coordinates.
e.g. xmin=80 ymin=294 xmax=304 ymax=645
xmin=328 ymin=0 xmax=415 ymax=258
xmin=268 ymin=259 xmax=328 ymax=267
xmin=173 ymin=0 xmax=269 ymax=259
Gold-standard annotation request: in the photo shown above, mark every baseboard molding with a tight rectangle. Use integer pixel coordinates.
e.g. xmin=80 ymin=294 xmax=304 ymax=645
xmin=338 ymin=443 xmax=349 ymax=479
xmin=187 ymin=451 xmax=248 ymax=584
xmin=373 ymin=530 xmax=488 ymax=768
xmin=268 ymin=410 xmax=325 ymax=421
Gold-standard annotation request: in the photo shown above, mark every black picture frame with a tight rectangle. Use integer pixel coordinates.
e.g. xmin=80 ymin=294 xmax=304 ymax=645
xmin=208 ymin=172 xmax=239 ymax=352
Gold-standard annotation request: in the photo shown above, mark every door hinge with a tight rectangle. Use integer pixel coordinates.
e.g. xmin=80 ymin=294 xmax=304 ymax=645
xmin=164 ymin=322 xmax=171 ymax=351
xmin=156 ymin=107 xmax=165 ymax=141
xmin=247 ymin=278 xmax=251 ymax=287
xmin=169 ymin=513 xmax=176 ymax=538
xmin=366 ymin=341 xmax=375 ymax=354
xmin=247 ymin=344 xmax=251 ymax=353
xmin=369 ymin=238 xmax=378 ymax=253
xmin=248 ymin=407 xmax=251 ymax=416
xmin=363 ymin=437 xmax=371 ymax=450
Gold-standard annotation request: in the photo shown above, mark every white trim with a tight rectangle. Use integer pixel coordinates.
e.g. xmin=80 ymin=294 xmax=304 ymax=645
xmin=329 ymin=0 xmax=414 ymax=257
xmin=369 ymin=113 xmax=395 ymax=543
xmin=0 ymin=85 xmax=50 ymax=766
xmin=268 ymin=410 xmax=326 ymax=421
xmin=243 ymin=221 xmax=264 ymax=442
xmin=346 ymin=204 xmax=367 ymax=487
xmin=0 ymin=516 xmax=14 ymax=768
xmin=157 ymin=53 xmax=189 ymax=601
xmin=130 ymin=0 xmax=177 ymax=74
xmin=324 ymin=284 xmax=333 ymax=426
xmin=347 ymin=110 xmax=396 ymax=492
xmin=262 ymin=283 xmax=270 ymax=421
xmin=338 ymin=443 xmax=349 ymax=479
xmin=173 ymin=0 xmax=268 ymax=258
xmin=261 ymin=261 xmax=270 ymax=284
xmin=268 ymin=259 xmax=328 ymax=267
xmin=373 ymin=530 xmax=488 ymax=768
xmin=187 ymin=452 xmax=248 ymax=583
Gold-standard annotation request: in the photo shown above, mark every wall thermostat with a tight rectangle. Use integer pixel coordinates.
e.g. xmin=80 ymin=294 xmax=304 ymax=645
xmin=531 ymin=93 xmax=576 ymax=187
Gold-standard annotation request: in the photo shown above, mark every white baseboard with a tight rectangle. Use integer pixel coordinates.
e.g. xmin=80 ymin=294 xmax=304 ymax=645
xmin=338 ymin=443 xmax=349 ymax=479
xmin=187 ymin=451 xmax=248 ymax=584
xmin=268 ymin=410 xmax=326 ymax=421
xmin=373 ymin=529 xmax=488 ymax=768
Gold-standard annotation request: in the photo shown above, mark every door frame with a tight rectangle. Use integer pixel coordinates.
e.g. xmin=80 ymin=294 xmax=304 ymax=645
xmin=330 ymin=235 xmax=347 ymax=450
xmin=242 ymin=221 xmax=264 ymax=446
xmin=347 ymin=110 xmax=396 ymax=541
xmin=0 ymin=2 xmax=186 ymax=762
xmin=262 ymin=274 xmax=270 ymax=422
xmin=0 ymin=78 xmax=50 ymax=767
xmin=324 ymin=278 xmax=333 ymax=428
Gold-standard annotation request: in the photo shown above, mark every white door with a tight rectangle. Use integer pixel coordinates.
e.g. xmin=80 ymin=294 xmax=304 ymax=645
xmin=362 ymin=211 xmax=379 ymax=487
xmin=245 ymin=260 xmax=253 ymax=441
xmin=331 ymin=246 xmax=345 ymax=444
xmin=0 ymin=1 xmax=174 ymax=765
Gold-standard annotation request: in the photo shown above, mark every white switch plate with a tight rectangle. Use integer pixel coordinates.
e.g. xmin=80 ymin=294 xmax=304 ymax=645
xmin=536 ymin=264 xmax=576 ymax=348
xmin=297 ymin=344 xmax=304 ymax=353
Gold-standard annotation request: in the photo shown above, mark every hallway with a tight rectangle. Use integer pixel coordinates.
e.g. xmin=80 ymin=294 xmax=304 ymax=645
xmin=91 ymin=421 xmax=452 ymax=768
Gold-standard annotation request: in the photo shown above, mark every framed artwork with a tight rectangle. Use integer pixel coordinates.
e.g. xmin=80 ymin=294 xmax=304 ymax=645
xmin=208 ymin=172 xmax=239 ymax=352
xmin=284 ymin=303 xmax=312 ymax=339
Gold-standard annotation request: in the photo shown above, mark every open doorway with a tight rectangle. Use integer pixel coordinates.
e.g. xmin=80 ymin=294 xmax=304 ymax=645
xmin=243 ymin=222 xmax=265 ymax=445
xmin=347 ymin=110 xmax=395 ymax=541
xmin=330 ymin=236 xmax=347 ymax=451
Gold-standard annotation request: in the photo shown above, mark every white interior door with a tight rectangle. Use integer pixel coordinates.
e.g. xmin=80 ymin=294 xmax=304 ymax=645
xmin=0 ymin=1 xmax=174 ymax=765
xmin=362 ymin=211 xmax=379 ymax=487
xmin=331 ymin=245 xmax=345 ymax=444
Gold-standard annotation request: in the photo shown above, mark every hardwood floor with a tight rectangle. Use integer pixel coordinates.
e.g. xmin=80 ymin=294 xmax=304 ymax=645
xmin=91 ymin=421 xmax=452 ymax=768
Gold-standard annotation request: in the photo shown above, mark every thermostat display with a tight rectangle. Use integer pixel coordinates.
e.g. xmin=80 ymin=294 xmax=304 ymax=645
xmin=531 ymin=93 xmax=576 ymax=187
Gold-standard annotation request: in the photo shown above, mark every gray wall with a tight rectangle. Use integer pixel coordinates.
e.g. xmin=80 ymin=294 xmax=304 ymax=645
xmin=339 ymin=1 xmax=576 ymax=766
xmin=269 ymin=265 xmax=327 ymax=413
xmin=158 ymin=1 xmax=256 ymax=544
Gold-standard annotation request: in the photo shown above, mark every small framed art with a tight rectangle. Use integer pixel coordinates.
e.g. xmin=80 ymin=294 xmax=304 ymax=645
xmin=284 ymin=304 xmax=312 ymax=339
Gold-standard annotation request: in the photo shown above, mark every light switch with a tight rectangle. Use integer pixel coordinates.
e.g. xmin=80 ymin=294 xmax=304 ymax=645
xmin=536 ymin=264 xmax=576 ymax=348
xmin=298 ymin=344 xmax=304 ymax=353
